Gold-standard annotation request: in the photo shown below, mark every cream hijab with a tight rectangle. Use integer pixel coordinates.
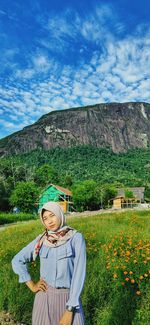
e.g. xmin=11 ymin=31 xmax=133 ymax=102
xmin=33 ymin=202 xmax=77 ymax=261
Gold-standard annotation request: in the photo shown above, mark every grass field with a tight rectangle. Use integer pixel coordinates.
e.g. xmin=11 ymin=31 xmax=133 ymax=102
xmin=0 ymin=210 xmax=150 ymax=325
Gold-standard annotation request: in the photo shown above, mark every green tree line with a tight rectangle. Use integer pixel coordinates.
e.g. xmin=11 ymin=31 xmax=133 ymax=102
xmin=0 ymin=145 xmax=150 ymax=211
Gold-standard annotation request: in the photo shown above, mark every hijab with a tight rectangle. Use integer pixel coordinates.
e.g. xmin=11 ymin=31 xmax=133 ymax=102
xmin=33 ymin=202 xmax=77 ymax=261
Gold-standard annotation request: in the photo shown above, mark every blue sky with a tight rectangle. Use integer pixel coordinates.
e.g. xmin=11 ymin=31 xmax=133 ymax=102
xmin=0 ymin=0 xmax=150 ymax=139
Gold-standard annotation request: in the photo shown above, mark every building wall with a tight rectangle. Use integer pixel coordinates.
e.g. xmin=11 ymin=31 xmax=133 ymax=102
xmin=113 ymin=198 xmax=122 ymax=209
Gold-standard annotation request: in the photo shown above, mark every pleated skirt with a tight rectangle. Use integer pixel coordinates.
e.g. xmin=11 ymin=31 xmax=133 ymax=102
xmin=32 ymin=285 xmax=85 ymax=325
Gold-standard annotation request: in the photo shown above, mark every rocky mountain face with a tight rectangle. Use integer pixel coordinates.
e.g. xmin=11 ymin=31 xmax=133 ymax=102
xmin=0 ymin=102 xmax=150 ymax=156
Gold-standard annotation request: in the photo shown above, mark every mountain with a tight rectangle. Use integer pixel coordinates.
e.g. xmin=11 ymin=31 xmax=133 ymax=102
xmin=0 ymin=102 xmax=150 ymax=156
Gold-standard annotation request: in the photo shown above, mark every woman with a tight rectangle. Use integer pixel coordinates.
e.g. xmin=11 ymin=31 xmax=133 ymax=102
xmin=11 ymin=202 xmax=86 ymax=325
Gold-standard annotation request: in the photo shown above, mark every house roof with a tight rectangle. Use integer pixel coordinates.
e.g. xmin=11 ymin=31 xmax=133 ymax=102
xmin=51 ymin=184 xmax=72 ymax=196
xmin=39 ymin=183 xmax=72 ymax=197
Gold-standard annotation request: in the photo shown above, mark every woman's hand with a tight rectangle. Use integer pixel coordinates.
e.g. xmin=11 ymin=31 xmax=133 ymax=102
xmin=59 ymin=310 xmax=73 ymax=325
xmin=26 ymin=279 xmax=48 ymax=293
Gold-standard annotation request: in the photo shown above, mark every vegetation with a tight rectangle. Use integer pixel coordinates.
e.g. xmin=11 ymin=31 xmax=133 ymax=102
xmin=0 ymin=145 xmax=150 ymax=211
xmin=10 ymin=182 xmax=39 ymax=213
xmin=72 ymin=181 xmax=117 ymax=211
xmin=0 ymin=210 xmax=149 ymax=324
xmin=0 ymin=212 xmax=37 ymax=225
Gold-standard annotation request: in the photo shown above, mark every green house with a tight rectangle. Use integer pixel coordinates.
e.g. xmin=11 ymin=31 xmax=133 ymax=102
xmin=39 ymin=183 xmax=73 ymax=213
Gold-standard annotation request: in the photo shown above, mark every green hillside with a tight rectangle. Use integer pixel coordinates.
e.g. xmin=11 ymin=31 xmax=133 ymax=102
xmin=1 ymin=145 xmax=150 ymax=184
xmin=0 ymin=145 xmax=150 ymax=210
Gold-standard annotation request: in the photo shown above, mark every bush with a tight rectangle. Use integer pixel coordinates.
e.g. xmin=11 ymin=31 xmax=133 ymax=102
xmin=0 ymin=213 xmax=37 ymax=225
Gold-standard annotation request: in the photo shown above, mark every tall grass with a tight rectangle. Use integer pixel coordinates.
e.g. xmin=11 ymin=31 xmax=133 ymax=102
xmin=0 ymin=210 xmax=149 ymax=324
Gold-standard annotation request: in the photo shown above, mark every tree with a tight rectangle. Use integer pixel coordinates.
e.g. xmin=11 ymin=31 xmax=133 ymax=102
xmin=124 ymin=189 xmax=134 ymax=199
xmin=102 ymin=184 xmax=118 ymax=207
xmin=0 ymin=177 xmax=10 ymax=211
xmin=144 ymin=185 xmax=150 ymax=202
xmin=72 ymin=180 xmax=101 ymax=212
xmin=10 ymin=181 xmax=39 ymax=212
xmin=34 ymin=164 xmax=59 ymax=188
xmin=63 ymin=174 xmax=73 ymax=187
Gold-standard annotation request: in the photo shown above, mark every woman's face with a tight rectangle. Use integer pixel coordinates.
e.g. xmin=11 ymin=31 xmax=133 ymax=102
xmin=42 ymin=210 xmax=61 ymax=231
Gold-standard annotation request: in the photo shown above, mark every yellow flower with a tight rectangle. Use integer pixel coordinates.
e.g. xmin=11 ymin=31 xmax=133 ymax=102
xmin=124 ymin=271 xmax=128 ymax=275
xmin=126 ymin=251 xmax=131 ymax=256
xmin=129 ymin=271 xmax=133 ymax=275
xmin=128 ymin=241 xmax=132 ymax=245
xmin=139 ymin=275 xmax=144 ymax=280
xmin=136 ymin=291 xmax=141 ymax=296
xmin=113 ymin=274 xmax=118 ymax=279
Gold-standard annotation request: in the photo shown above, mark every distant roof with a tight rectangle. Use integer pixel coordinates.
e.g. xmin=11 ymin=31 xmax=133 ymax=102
xmin=117 ymin=187 xmax=145 ymax=200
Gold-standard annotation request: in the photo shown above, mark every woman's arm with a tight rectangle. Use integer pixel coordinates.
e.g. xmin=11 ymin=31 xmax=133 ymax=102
xmin=66 ymin=232 xmax=86 ymax=309
xmin=11 ymin=235 xmax=41 ymax=283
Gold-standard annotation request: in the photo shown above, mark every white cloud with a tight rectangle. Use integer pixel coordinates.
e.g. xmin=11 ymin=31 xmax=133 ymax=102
xmin=0 ymin=4 xmax=150 ymax=138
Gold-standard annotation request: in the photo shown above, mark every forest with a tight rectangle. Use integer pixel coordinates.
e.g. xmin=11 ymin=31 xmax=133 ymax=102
xmin=0 ymin=145 xmax=150 ymax=211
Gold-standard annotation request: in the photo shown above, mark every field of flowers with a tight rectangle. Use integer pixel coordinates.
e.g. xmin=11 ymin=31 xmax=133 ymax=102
xmin=0 ymin=209 xmax=149 ymax=324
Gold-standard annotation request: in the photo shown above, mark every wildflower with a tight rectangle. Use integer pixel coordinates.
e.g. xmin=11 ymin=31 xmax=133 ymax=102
xmin=114 ymin=252 xmax=118 ymax=256
xmin=125 ymin=277 xmax=130 ymax=282
xmin=124 ymin=271 xmax=128 ymax=275
xmin=131 ymin=279 xmax=135 ymax=284
xmin=139 ymin=276 xmax=144 ymax=280
xmin=136 ymin=291 xmax=141 ymax=296
xmin=113 ymin=274 xmax=118 ymax=279
xmin=129 ymin=271 xmax=133 ymax=275
xmin=144 ymin=273 xmax=148 ymax=278
xmin=126 ymin=251 xmax=131 ymax=256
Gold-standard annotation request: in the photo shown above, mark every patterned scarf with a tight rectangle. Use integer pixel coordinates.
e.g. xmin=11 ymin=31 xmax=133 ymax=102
xmin=32 ymin=202 xmax=77 ymax=261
